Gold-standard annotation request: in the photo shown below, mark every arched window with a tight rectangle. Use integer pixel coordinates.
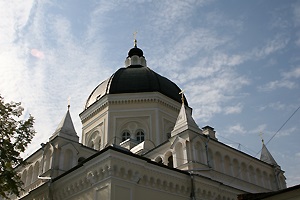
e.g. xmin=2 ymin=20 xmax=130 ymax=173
xmin=88 ymin=140 xmax=94 ymax=149
xmin=63 ymin=149 xmax=74 ymax=171
xmin=44 ymin=150 xmax=52 ymax=172
xmin=32 ymin=161 xmax=40 ymax=183
xmin=175 ymin=143 xmax=184 ymax=167
xmin=155 ymin=157 xmax=163 ymax=165
xmin=136 ymin=130 xmax=145 ymax=142
xmin=232 ymin=159 xmax=240 ymax=178
xmin=167 ymin=155 xmax=174 ymax=168
xmin=224 ymin=156 xmax=232 ymax=176
xmin=87 ymin=131 xmax=100 ymax=150
xmin=27 ymin=166 xmax=33 ymax=186
xmin=249 ymin=165 xmax=256 ymax=184
xmin=21 ymin=170 xmax=27 ymax=186
xmin=122 ymin=131 xmax=131 ymax=142
xmin=214 ymin=152 xmax=223 ymax=172
xmin=207 ymin=148 xmax=214 ymax=168
xmin=256 ymin=168 xmax=262 ymax=186
xmin=263 ymin=171 xmax=269 ymax=189
xmin=241 ymin=162 xmax=248 ymax=181
xmin=96 ymin=137 xmax=101 ymax=150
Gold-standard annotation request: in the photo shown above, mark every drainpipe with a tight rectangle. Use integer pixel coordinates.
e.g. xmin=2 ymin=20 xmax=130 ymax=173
xmin=205 ymin=135 xmax=210 ymax=168
xmin=189 ymin=172 xmax=196 ymax=200
xmin=40 ymin=143 xmax=46 ymax=175
xmin=185 ymin=169 xmax=211 ymax=200
xmin=38 ymin=142 xmax=53 ymax=200
xmin=273 ymin=166 xmax=281 ymax=190
xmin=48 ymin=180 xmax=53 ymax=200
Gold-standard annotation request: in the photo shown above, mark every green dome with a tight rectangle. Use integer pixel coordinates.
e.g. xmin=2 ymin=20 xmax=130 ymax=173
xmin=85 ymin=46 xmax=188 ymax=109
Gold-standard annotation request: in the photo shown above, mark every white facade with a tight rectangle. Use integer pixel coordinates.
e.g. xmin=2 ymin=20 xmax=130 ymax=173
xmin=8 ymin=43 xmax=287 ymax=200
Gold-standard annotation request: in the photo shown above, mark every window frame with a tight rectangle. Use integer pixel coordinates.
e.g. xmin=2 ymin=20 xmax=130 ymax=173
xmin=136 ymin=129 xmax=145 ymax=142
xmin=121 ymin=130 xmax=131 ymax=142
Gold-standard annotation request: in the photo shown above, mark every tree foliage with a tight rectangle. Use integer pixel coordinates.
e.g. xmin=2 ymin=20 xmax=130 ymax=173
xmin=0 ymin=95 xmax=35 ymax=199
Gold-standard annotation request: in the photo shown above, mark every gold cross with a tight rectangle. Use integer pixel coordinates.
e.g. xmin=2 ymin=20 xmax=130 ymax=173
xmin=133 ymin=31 xmax=138 ymax=47
xmin=179 ymin=90 xmax=185 ymax=104
xmin=259 ymin=132 xmax=264 ymax=144
xmin=68 ymin=97 xmax=71 ymax=110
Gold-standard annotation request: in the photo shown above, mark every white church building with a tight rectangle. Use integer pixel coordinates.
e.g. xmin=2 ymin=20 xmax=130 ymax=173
xmin=11 ymin=41 xmax=287 ymax=200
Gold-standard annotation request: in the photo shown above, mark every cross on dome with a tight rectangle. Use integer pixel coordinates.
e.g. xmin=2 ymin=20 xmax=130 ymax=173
xmin=133 ymin=31 xmax=138 ymax=47
xmin=259 ymin=132 xmax=264 ymax=144
xmin=68 ymin=96 xmax=71 ymax=110
xmin=179 ymin=90 xmax=185 ymax=104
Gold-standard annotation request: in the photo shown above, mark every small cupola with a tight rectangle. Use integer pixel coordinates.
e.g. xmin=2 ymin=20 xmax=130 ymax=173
xmin=202 ymin=126 xmax=217 ymax=140
xmin=125 ymin=38 xmax=147 ymax=67
xmin=49 ymin=105 xmax=79 ymax=142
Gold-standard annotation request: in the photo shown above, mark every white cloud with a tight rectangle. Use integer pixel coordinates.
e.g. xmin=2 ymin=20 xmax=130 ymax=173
xmin=248 ymin=124 xmax=268 ymax=135
xmin=0 ymin=1 xmax=34 ymax=43
xmin=154 ymin=29 xmax=231 ymax=73
xmin=252 ymin=35 xmax=289 ymax=58
xmin=224 ymin=103 xmax=243 ymax=115
xmin=258 ymin=79 xmax=297 ymax=91
xmin=275 ymin=127 xmax=297 ymax=138
xmin=226 ymin=124 xmax=247 ymax=135
xmin=292 ymin=2 xmax=300 ymax=48
xmin=268 ymin=101 xmax=287 ymax=111
xmin=293 ymin=1 xmax=300 ymax=27
xmin=183 ymin=65 xmax=249 ymax=122
xmin=283 ymin=67 xmax=300 ymax=79
xmin=149 ymin=0 xmax=211 ymax=36
xmin=144 ymin=9 xmax=251 ymax=123
xmin=0 ymin=1 xmax=36 ymax=102
xmin=153 ymin=28 xmax=251 ymax=122
xmin=258 ymin=67 xmax=300 ymax=92
xmin=205 ymin=10 xmax=244 ymax=33
xmin=258 ymin=102 xmax=300 ymax=120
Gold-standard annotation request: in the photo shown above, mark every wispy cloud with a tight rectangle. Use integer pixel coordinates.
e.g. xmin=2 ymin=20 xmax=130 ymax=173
xmin=0 ymin=1 xmax=117 ymax=156
xmin=0 ymin=1 xmax=34 ymax=43
xmin=248 ymin=124 xmax=268 ymax=135
xmin=226 ymin=124 xmax=247 ymax=135
xmin=258 ymin=80 xmax=297 ymax=91
xmin=258 ymin=67 xmax=300 ymax=91
xmin=292 ymin=1 xmax=300 ymax=48
xmin=275 ymin=127 xmax=298 ymax=138
xmin=224 ymin=123 xmax=269 ymax=138
xmin=148 ymin=0 xmax=211 ymax=37
xmin=169 ymin=30 xmax=293 ymax=122
xmin=205 ymin=10 xmax=244 ymax=33
xmin=283 ymin=66 xmax=300 ymax=79
xmin=183 ymin=61 xmax=249 ymax=121
xmin=252 ymin=35 xmax=289 ymax=58
xmin=224 ymin=103 xmax=243 ymax=115
xmin=223 ymin=123 xmax=271 ymax=138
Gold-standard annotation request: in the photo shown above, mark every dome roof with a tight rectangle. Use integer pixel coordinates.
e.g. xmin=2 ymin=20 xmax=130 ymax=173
xmin=128 ymin=46 xmax=144 ymax=57
xmin=85 ymin=45 xmax=188 ymax=109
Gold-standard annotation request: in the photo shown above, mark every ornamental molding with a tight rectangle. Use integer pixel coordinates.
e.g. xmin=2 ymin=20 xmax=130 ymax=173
xmin=81 ymin=96 xmax=180 ymax=123
xmin=16 ymin=149 xmax=239 ymax=200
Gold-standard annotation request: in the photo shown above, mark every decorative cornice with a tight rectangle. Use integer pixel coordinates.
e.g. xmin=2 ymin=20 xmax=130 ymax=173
xmin=81 ymin=97 xmax=180 ymax=123
xmin=81 ymin=102 xmax=109 ymax=123
xmin=51 ymin=156 xmax=190 ymax=199
xmin=48 ymin=149 xmax=240 ymax=200
xmin=16 ymin=148 xmax=240 ymax=200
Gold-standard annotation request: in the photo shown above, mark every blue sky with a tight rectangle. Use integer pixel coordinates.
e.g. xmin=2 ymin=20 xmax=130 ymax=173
xmin=0 ymin=0 xmax=299 ymax=187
